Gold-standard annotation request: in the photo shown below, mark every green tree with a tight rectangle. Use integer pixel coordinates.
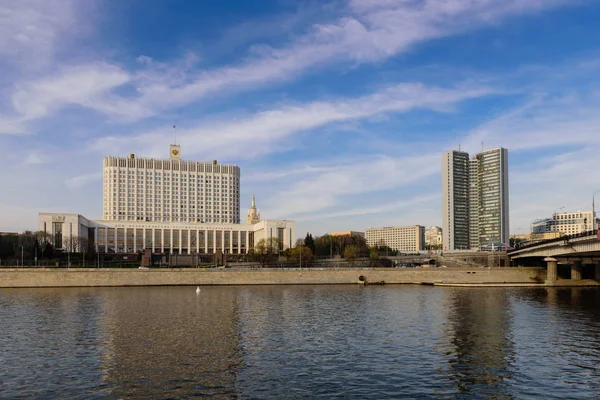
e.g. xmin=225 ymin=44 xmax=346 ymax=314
xmin=314 ymin=234 xmax=333 ymax=257
xmin=250 ymin=238 xmax=281 ymax=267
xmin=290 ymin=245 xmax=313 ymax=267
xmin=369 ymin=247 xmax=380 ymax=267
xmin=344 ymin=245 xmax=360 ymax=266
xmin=304 ymin=233 xmax=315 ymax=254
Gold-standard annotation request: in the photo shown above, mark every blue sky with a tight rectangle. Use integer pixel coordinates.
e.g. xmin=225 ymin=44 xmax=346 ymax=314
xmin=2 ymin=0 xmax=600 ymax=236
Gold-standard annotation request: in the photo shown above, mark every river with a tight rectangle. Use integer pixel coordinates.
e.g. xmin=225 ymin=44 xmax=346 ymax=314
xmin=1 ymin=285 xmax=599 ymax=399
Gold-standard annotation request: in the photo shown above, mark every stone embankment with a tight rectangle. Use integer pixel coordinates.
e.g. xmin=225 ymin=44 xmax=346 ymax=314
xmin=0 ymin=267 xmax=548 ymax=288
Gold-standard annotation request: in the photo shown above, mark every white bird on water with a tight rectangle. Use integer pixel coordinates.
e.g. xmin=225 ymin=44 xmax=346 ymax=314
xmin=196 ymin=286 xmax=201 ymax=294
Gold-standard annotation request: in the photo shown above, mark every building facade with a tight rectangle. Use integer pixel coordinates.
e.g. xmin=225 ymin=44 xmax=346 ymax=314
xmin=103 ymin=145 xmax=241 ymax=224
xmin=470 ymin=148 xmax=509 ymax=247
xmin=531 ymin=210 xmax=598 ymax=236
xmin=442 ymin=147 xmax=509 ymax=251
xmin=39 ymin=145 xmax=296 ymax=255
xmin=38 ymin=213 xmax=296 ymax=255
xmin=330 ymin=231 xmax=365 ymax=238
xmin=365 ymin=226 xmax=425 ymax=253
xmin=442 ymin=150 xmax=470 ymax=251
xmin=424 ymin=226 xmax=442 ymax=247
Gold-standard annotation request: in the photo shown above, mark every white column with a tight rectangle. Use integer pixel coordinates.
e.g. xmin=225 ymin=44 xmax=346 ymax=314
xmin=237 ymin=231 xmax=241 ymax=254
xmin=204 ymin=229 xmax=208 ymax=253
xmin=213 ymin=230 xmax=217 ymax=253
xmin=142 ymin=229 xmax=146 ymax=252
xmin=94 ymin=227 xmax=99 ymax=252
xmin=104 ymin=228 xmax=108 ymax=252
xmin=196 ymin=230 xmax=200 ymax=254
xmin=170 ymin=229 xmax=174 ymax=254
xmin=179 ymin=229 xmax=183 ymax=254
xmin=114 ymin=228 xmax=118 ymax=253
xmin=161 ymin=228 xmax=164 ymax=253
xmin=133 ymin=228 xmax=137 ymax=253
xmin=152 ymin=228 xmax=155 ymax=253
xmin=246 ymin=231 xmax=250 ymax=254
xmin=229 ymin=231 xmax=233 ymax=254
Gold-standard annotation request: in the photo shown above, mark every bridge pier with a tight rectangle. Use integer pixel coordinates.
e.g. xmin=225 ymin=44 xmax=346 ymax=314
xmin=544 ymin=257 xmax=558 ymax=284
xmin=571 ymin=260 xmax=582 ymax=281
xmin=595 ymin=261 xmax=600 ymax=281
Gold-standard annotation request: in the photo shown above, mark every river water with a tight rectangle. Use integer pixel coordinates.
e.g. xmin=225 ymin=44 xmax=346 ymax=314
xmin=1 ymin=285 xmax=599 ymax=399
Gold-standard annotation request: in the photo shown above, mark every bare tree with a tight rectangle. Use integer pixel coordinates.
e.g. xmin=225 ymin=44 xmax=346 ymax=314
xmin=63 ymin=235 xmax=79 ymax=253
xmin=250 ymin=238 xmax=281 ymax=267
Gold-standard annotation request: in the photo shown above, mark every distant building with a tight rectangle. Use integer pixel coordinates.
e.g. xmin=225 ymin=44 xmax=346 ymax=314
xmin=442 ymin=147 xmax=509 ymax=251
xmin=365 ymin=226 xmax=425 ymax=252
xmin=330 ymin=231 xmax=365 ymax=238
xmin=532 ymin=210 xmax=599 ymax=236
xmin=424 ymin=226 xmax=442 ymax=247
xmin=246 ymin=194 xmax=261 ymax=225
xmin=531 ymin=218 xmax=552 ymax=234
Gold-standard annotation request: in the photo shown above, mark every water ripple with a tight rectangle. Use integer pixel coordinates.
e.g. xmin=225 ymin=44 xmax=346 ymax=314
xmin=1 ymin=286 xmax=599 ymax=398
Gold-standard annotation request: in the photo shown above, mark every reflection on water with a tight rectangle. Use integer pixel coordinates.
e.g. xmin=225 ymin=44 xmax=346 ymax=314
xmin=1 ymin=286 xmax=600 ymax=399
xmin=99 ymin=287 xmax=243 ymax=399
xmin=440 ymin=289 xmax=515 ymax=399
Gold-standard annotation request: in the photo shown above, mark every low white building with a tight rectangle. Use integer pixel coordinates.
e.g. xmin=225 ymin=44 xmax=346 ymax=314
xmin=365 ymin=226 xmax=425 ymax=252
xmin=38 ymin=213 xmax=296 ymax=255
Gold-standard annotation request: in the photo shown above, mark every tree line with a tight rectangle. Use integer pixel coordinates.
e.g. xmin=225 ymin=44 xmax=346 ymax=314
xmin=247 ymin=232 xmax=402 ymax=267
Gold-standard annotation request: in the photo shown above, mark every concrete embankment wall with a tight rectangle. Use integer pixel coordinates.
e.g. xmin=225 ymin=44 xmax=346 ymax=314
xmin=0 ymin=267 xmax=545 ymax=288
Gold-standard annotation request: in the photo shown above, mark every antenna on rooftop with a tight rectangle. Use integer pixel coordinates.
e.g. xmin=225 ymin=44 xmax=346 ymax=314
xmin=458 ymin=144 xmax=461 ymax=151
xmin=173 ymin=124 xmax=177 ymax=145
xmin=481 ymin=141 xmax=484 ymax=152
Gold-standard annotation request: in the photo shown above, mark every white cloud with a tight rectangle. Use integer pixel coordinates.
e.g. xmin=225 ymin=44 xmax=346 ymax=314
xmin=0 ymin=0 xmax=87 ymax=69
xmin=118 ymin=0 xmax=575 ymax=112
xmin=265 ymin=153 xmax=440 ymax=219
xmin=91 ymin=81 xmax=496 ymax=159
xmin=0 ymin=0 xmax=581 ymax=131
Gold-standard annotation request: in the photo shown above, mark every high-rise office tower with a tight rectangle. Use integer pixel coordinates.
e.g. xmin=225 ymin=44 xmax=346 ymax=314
xmin=442 ymin=150 xmax=470 ymax=251
xmin=470 ymin=148 xmax=509 ymax=247
xmin=442 ymin=147 xmax=509 ymax=251
xmin=103 ymin=145 xmax=241 ymax=224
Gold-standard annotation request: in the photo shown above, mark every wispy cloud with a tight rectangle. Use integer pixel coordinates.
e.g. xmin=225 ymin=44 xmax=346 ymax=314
xmin=258 ymin=152 xmax=440 ymax=219
xmin=0 ymin=0 xmax=576 ymax=132
xmin=0 ymin=0 xmax=80 ymax=68
xmin=91 ymin=81 xmax=497 ymax=159
xmin=110 ymin=0 xmax=575 ymax=120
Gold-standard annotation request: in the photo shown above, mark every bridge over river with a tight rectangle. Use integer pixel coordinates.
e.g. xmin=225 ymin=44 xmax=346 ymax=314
xmin=509 ymin=230 xmax=600 ymax=284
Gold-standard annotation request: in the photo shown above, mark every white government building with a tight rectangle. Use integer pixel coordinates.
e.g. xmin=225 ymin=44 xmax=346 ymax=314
xmin=39 ymin=145 xmax=296 ymax=255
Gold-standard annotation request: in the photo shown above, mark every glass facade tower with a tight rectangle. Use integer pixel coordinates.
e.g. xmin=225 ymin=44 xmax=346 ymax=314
xmin=442 ymin=147 xmax=509 ymax=251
